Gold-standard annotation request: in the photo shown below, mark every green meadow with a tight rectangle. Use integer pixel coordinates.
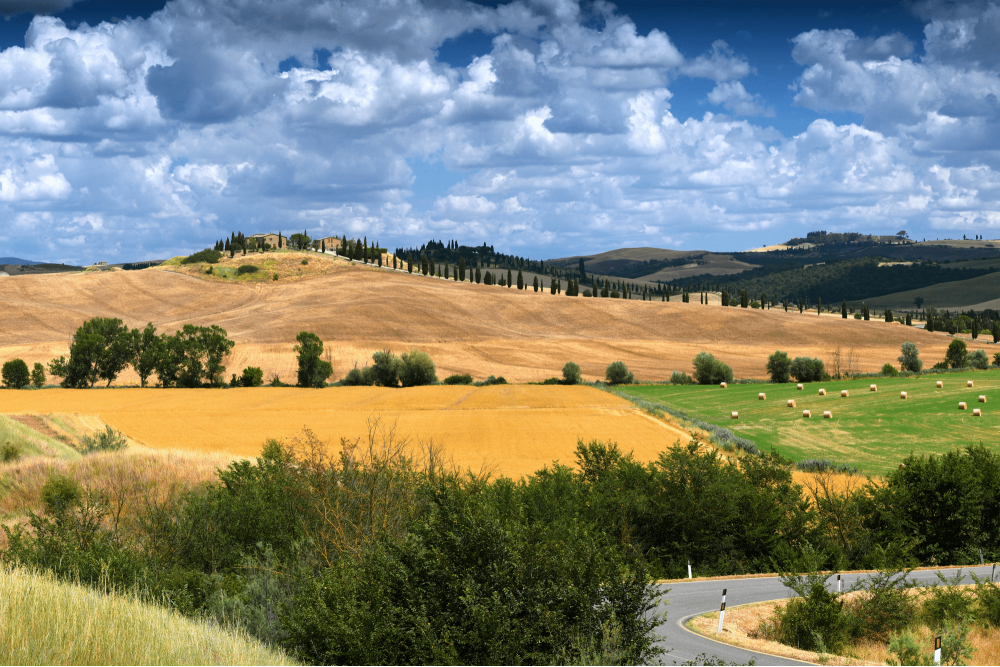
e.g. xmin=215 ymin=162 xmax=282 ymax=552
xmin=621 ymin=371 xmax=1000 ymax=474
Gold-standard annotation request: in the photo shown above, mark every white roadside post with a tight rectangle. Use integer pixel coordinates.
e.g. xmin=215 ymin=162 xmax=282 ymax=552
xmin=934 ymin=636 xmax=942 ymax=666
xmin=837 ymin=574 xmax=842 ymax=594
xmin=717 ymin=589 xmax=727 ymax=634
xmin=688 ymin=559 xmax=692 ymax=579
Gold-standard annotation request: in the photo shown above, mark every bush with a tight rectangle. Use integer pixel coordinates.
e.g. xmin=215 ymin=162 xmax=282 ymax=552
xmin=443 ymin=373 xmax=473 ymax=385
xmin=899 ymin=341 xmax=923 ymax=372
xmin=670 ymin=370 xmax=693 ymax=385
xmin=181 ymin=249 xmax=222 ymax=264
xmin=562 ymin=362 xmax=582 ymax=385
xmin=79 ymin=425 xmax=129 ymax=454
xmin=795 ymin=459 xmax=858 ymax=475
xmin=272 ymin=273 xmax=278 ymax=280
xmin=2 ymin=359 xmax=30 ymax=389
xmin=40 ymin=474 xmax=82 ymax=515
xmin=1 ymin=442 xmax=20 ymax=462
xmin=478 ymin=375 xmax=507 ymax=386
xmin=945 ymin=338 xmax=968 ymax=368
xmin=767 ymin=571 xmax=850 ymax=653
xmin=933 ymin=360 xmax=949 ymax=370
xmin=369 ymin=350 xmax=401 ymax=387
xmin=968 ymin=349 xmax=988 ymax=370
xmin=341 ymin=366 xmax=370 ymax=386
xmin=766 ymin=350 xmax=791 ymax=383
xmin=846 ymin=568 xmax=918 ymax=642
xmin=240 ymin=366 xmax=264 ymax=387
xmin=790 ymin=357 xmax=825 ymax=382
xmin=921 ymin=570 xmax=977 ymax=627
xmin=604 ymin=361 xmax=634 ymax=385
xmin=301 ymin=259 xmax=308 ymax=265
xmin=881 ymin=363 xmax=900 ymax=377
xmin=692 ymin=352 xmax=733 ymax=385
xmin=398 ymin=349 xmax=437 ymax=387
xmin=970 ymin=572 xmax=1000 ymax=628
xmin=236 ymin=264 xmax=259 ymax=275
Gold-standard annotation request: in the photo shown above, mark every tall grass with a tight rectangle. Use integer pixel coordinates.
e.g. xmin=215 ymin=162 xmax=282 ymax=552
xmin=0 ymin=565 xmax=296 ymax=665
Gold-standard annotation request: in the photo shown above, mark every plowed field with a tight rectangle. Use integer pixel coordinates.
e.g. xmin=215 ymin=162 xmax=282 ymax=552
xmin=0 ymin=385 xmax=692 ymax=478
xmin=0 ymin=251 xmax=960 ymax=383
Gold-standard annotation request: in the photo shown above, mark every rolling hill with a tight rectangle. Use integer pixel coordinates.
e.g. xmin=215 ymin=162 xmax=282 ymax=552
xmin=0 ymin=250 xmax=966 ymax=383
xmin=865 ymin=270 xmax=1000 ymax=311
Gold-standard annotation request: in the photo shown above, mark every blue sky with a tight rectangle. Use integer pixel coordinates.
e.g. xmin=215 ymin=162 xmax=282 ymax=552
xmin=0 ymin=0 xmax=998 ymax=263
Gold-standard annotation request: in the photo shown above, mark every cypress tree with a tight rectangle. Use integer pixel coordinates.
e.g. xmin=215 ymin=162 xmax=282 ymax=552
xmin=378 ymin=253 xmax=382 ymax=267
xmin=459 ymin=257 xmax=466 ymax=282
xmin=972 ymin=319 xmax=980 ymax=340
xmin=393 ymin=255 xmax=397 ymax=270
xmin=445 ymin=263 xmax=450 ymax=280
xmin=863 ymin=303 xmax=870 ymax=321
xmin=906 ymin=313 xmax=912 ymax=326
xmin=279 ymin=232 xmax=283 ymax=249
xmin=817 ymin=297 xmax=822 ymax=315
xmin=508 ymin=268 xmax=512 ymax=288
xmin=517 ymin=269 xmax=524 ymax=289
xmin=421 ymin=253 xmax=428 ymax=276
xmin=841 ymin=299 xmax=847 ymax=318
xmin=475 ymin=267 xmax=481 ymax=284
xmin=407 ymin=252 xmax=413 ymax=273
xmin=533 ymin=276 xmax=539 ymax=292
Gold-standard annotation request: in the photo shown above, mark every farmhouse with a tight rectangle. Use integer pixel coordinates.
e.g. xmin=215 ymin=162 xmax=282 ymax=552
xmin=317 ymin=236 xmax=343 ymax=252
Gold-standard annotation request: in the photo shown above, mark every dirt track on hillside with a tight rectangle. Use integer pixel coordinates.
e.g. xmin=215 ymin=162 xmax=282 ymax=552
xmin=0 ymin=260 xmax=966 ymax=383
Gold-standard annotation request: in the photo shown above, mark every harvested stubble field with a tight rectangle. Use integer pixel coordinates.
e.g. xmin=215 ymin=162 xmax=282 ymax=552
xmin=624 ymin=370 xmax=1000 ymax=474
xmin=0 ymin=251 xmax=959 ymax=383
xmin=0 ymin=385 xmax=693 ymax=479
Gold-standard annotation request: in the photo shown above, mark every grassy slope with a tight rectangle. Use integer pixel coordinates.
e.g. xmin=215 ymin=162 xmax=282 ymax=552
xmin=621 ymin=370 xmax=1000 ymax=474
xmin=0 ymin=566 xmax=295 ymax=665
xmin=865 ymin=271 xmax=1000 ymax=310
xmin=0 ymin=414 xmax=80 ymax=461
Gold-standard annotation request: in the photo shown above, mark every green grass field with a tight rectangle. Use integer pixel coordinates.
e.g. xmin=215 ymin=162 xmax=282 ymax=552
xmin=621 ymin=370 xmax=1000 ymax=474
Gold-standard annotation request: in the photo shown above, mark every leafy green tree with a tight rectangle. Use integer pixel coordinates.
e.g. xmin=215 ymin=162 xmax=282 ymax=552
xmin=790 ymin=357 xmax=825 ymax=382
xmin=692 ymin=351 xmax=733 ymax=384
xmin=30 ymin=362 xmax=45 ymax=388
xmin=2 ymin=359 xmax=30 ymax=389
xmin=399 ymin=349 xmax=437 ymax=387
xmin=295 ymin=332 xmax=333 ymax=388
xmin=766 ymin=351 xmax=792 ymax=383
xmin=562 ymin=362 xmax=582 ymax=385
xmin=153 ymin=332 xmax=185 ymax=387
xmin=945 ymin=338 xmax=968 ymax=368
xmin=132 ymin=323 xmax=161 ymax=387
xmin=913 ymin=296 xmax=924 ymax=308
xmin=62 ymin=318 xmax=133 ymax=388
xmin=898 ymin=342 xmax=923 ymax=372
xmin=240 ymin=366 xmax=264 ymax=387
xmin=604 ymin=361 xmax=634 ymax=385
xmin=369 ymin=350 xmax=401 ymax=387
xmin=968 ymin=349 xmax=988 ymax=370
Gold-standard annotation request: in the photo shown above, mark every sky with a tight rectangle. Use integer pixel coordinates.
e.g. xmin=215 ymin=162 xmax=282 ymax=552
xmin=0 ymin=0 xmax=999 ymax=264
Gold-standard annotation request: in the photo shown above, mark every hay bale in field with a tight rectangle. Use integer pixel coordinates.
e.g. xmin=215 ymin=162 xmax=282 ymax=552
xmin=787 ymin=399 xmax=796 ymax=407
xmin=980 ymin=395 xmax=987 ymax=403
xmin=758 ymin=392 xmax=766 ymax=400
xmin=959 ymin=402 xmax=967 ymax=410
xmin=870 ymin=384 xmax=877 ymax=392
xmin=818 ymin=388 xmax=826 ymax=396
xmin=900 ymin=391 xmax=907 ymax=399
xmin=797 ymin=383 xmax=804 ymax=390
xmin=974 ymin=408 xmax=982 ymax=416
xmin=823 ymin=410 xmax=832 ymax=418
xmin=968 ymin=380 xmax=974 ymax=387
xmin=720 ymin=382 xmax=727 ymax=388
xmin=731 ymin=411 xmax=739 ymax=419
xmin=802 ymin=409 xmax=811 ymax=418
xmin=936 ymin=381 xmax=943 ymax=388
xmin=841 ymin=389 xmax=849 ymax=397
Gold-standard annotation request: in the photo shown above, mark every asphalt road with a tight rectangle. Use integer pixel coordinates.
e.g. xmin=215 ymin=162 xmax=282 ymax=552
xmin=655 ymin=565 xmax=998 ymax=665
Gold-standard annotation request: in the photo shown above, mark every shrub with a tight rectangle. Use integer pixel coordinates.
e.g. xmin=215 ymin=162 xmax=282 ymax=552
xmin=767 ymin=571 xmax=850 ymax=653
xmin=40 ymin=474 xmax=82 ymax=516
xmin=945 ymin=338 xmax=968 ymax=368
xmin=968 ymin=349 xmax=988 ymax=370
xmin=766 ymin=350 xmax=791 ymax=383
xmin=562 ymin=362 xmax=582 ymax=385
xmin=369 ymin=350 xmax=401 ymax=387
xmin=670 ymin=370 xmax=693 ymax=385
xmin=30 ymin=362 xmax=45 ymax=388
xmin=341 ymin=366 xmax=370 ymax=386
xmin=921 ymin=570 xmax=977 ymax=627
xmin=236 ymin=264 xmax=259 ymax=275
xmin=2 ymin=359 xmax=30 ymax=389
xmin=1 ymin=442 xmax=20 ymax=462
xmin=933 ymin=360 xmax=949 ymax=370
xmin=79 ymin=425 xmax=128 ymax=454
xmin=240 ymin=366 xmax=264 ymax=387
xmin=443 ymin=373 xmax=473 ymax=385
xmin=398 ymin=349 xmax=437 ymax=387
xmin=272 ymin=273 xmax=278 ymax=280
xmin=692 ymin=352 xmax=733 ymax=385
xmin=795 ymin=459 xmax=858 ymax=475
xmin=994 ymin=351 xmax=1000 ymax=367
xmin=605 ymin=361 xmax=634 ymax=385
xmin=301 ymin=259 xmax=308 ymax=265
xmin=181 ymin=249 xmax=222 ymax=264
xmin=790 ymin=357 xmax=825 ymax=382
xmin=479 ymin=375 xmax=508 ymax=386
xmin=881 ymin=363 xmax=900 ymax=377
xmin=970 ymin=572 xmax=1000 ymax=627
xmin=898 ymin=341 xmax=923 ymax=372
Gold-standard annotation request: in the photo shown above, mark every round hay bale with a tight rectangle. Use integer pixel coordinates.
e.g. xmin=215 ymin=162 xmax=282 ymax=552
xmin=974 ymin=408 xmax=982 ymax=416
xmin=959 ymin=402 xmax=968 ymax=410
xmin=936 ymin=381 xmax=943 ymax=388
xmin=797 ymin=383 xmax=804 ymax=390
xmin=980 ymin=395 xmax=987 ymax=403
xmin=900 ymin=391 xmax=907 ymax=399
xmin=802 ymin=409 xmax=811 ymax=418
xmin=720 ymin=382 xmax=727 ymax=388
xmin=841 ymin=390 xmax=849 ymax=397
xmin=870 ymin=384 xmax=877 ymax=392
xmin=823 ymin=410 xmax=833 ymax=419
xmin=968 ymin=380 xmax=974 ymax=387
xmin=758 ymin=392 xmax=766 ymax=400
xmin=818 ymin=388 xmax=826 ymax=396
xmin=731 ymin=411 xmax=739 ymax=419
xmin=787 ymin=399 xmax=796 ymax=407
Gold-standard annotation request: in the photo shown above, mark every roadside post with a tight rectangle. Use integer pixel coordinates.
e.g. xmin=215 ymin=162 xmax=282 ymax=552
xmin=717 ymin=589 xmax=727 ymax=634
xmin=934 ymin=636 xmax=942 ymax=666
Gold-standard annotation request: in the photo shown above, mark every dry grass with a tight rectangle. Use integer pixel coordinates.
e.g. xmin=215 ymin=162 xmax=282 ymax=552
xmin=0 ymin=565 xmax=295 ymax=665
xmin=0 ymin=253 xmax=957 ymax=383
xmin=0 ymin=385 xmax=693 ymax=479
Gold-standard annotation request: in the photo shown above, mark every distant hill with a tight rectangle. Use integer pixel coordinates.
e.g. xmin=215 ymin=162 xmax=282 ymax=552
xmin=546 ymin=247 xmax=759 ymax=282
xmin=0 ymin=257 xmax=41 ymax=265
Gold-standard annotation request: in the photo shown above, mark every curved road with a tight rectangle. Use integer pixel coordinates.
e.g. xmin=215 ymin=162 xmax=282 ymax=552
xmin=655 ymin=565 xmax=997 ymax=665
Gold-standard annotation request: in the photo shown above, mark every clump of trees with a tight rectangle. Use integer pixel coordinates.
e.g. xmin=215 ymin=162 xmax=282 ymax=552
xmin=47 ymin=318 xmax=235 ymax=388
xmin=605 ymin=361 xmax=634 ymax=385
xmin=790 ymin=356 xmax=826 ymax=382
xmin=693 ymin=351 xmax=734 ymax=385
xmin=340 ymin=349 xmax=439 ymax=387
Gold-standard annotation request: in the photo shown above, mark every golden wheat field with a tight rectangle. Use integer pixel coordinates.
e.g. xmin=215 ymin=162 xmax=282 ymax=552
xmin=0 ymin=385 xmax=694 ymax=479
xmin=0 ymin=250 xmax=960 ymax=383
